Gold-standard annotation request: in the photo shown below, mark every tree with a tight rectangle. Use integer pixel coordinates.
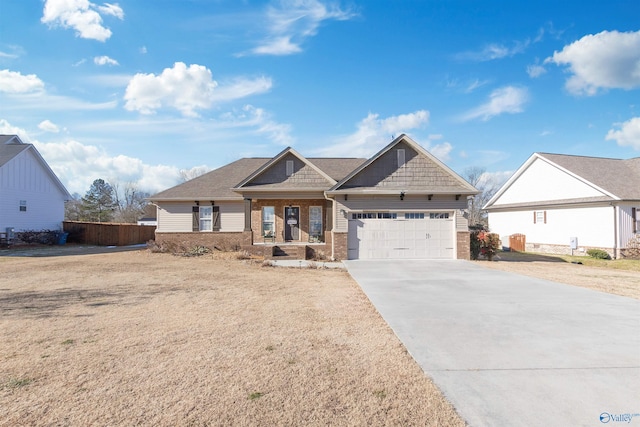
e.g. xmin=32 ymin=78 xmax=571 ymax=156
xmin=112 ymin=181 xmax=150 ymax=223
xmin=464 ymin=167 xmax=502 ymax=229
xmin=64 ymin=193 xmax=83 ymax=221
xmin=81 ymin=179 xmax=117 ymax=222
xmin=179 ymin=166 xmax=210 ymax=183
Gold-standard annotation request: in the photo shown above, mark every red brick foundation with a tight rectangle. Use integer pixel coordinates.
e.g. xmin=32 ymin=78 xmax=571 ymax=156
xmin=155 ymin=231 xmax=252 ymax=251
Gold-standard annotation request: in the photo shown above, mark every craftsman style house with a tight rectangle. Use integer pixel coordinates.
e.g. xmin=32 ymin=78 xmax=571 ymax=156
xmin=150 ymin=134 xmax=479 ymax=260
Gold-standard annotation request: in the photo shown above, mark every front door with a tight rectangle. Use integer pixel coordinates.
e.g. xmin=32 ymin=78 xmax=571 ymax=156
xmin=284 ymin=206 xmax=300 ymax=241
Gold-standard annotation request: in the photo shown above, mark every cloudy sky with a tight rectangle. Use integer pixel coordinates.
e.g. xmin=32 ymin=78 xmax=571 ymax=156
xmin=1 ymin=0 xmax=639 ymax=195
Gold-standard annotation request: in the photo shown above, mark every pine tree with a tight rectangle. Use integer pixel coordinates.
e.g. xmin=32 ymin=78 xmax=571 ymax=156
xmin=80 ymin=179 xmax=116 ymax=222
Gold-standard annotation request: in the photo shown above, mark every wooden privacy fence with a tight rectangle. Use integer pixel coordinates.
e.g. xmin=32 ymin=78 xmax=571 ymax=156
xmin=509 ymin=233 xmax=526 ymax=252
xmin=63 ymin=221 xmax=156 ymax=246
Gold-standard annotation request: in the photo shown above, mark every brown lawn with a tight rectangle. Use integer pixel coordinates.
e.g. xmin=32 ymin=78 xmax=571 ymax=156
xmin=0 ymin=251 xmax=465 ymax=426
xmin=474 ymin=251 xmax=640 ymax=300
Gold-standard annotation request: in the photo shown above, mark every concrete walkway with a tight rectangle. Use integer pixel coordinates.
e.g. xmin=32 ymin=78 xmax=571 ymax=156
xmin=344 ymin=260 xmax=640 ymax=427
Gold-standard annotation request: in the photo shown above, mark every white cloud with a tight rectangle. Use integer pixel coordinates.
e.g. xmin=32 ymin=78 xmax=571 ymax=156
xmin=38 ymin=120 xmax=60 ymax=133
xmin=0 ymin=69 xmax=45 ymax=93
xmin=219 ymin=104 xmax=293 ymax=146
xmin=605 ymin=117 xmax=640 ymax=150
xmin=124 ymin=63 xmax=272 ymax=117
xmin=0 ymin=119 xmax=30 ymax=140
xmin=460 ymin=86 xmax=529 ymax=122
xmin=248 ymin=0 xmax=355 ymax=56
xmin=313 ymin=110 xmax=430 ymax=158
xmin=94 ymin=55 xmax=119 ymax=66
xmin=41 ymin=0 xmax=124 ymax=42
xmin=546 ymin=30 xmax=640 ymax=95
xmin=456 ymin=40 xmax=529 ymax=62
xmin=464 ymin=79 xmax=490 ymax=93
xmin=139 ymin=46 xmax=147 ymax=54
xmin=527 ymin=64 xmax=546 ymax=78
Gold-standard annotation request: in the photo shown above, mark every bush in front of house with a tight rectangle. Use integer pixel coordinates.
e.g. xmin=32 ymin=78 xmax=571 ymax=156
xmin=15 ymin=230 xmax=58 ymax=245
xmin=471 ymin=230 xmax=501 ymax=261
xmin=586 ymin=249 xmax=611 ymax=260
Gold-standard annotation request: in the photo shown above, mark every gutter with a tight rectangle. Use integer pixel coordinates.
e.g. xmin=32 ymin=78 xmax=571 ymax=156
xmin=612 ymin=203 xmax=618 ymax=259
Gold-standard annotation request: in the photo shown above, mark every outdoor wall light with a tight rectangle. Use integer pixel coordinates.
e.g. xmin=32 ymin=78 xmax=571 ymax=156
xmin=428 ymin=194 xmax=433 ymax=200
xmin=400 ymin=191 xmax=405 ymax=200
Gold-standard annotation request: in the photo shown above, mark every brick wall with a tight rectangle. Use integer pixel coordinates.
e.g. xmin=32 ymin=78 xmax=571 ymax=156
xmin=155 ymin=231 xmax=252 ymax=251
xmin=332 ymin=231 xmax=348 ymax=261
xmin=456 ymin=231 xmax=470 ymax=260
xmin=251 ymin=199 xmax=328 ymax=244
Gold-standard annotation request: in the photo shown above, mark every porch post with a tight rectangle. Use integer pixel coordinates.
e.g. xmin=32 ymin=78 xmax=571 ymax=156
xmin=244 ymin=198 xmax=252 ymax=231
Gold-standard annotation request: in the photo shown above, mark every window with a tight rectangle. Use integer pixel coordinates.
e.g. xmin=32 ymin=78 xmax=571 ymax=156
xmin=351 ymin=212 xmax=397 ymax=219
xmin=309 ymin=206 xmax=323 ymax=240
xmin=286 ymin=160 xmax=294 ymax=176
xmin=405 ymin=213 xmax=425 ymax=219
xmin=199 ymin=206 xmax=212 ymax=231
xmin=397 ymin=149 xmax=405 ymax=167
xmin=19 ymin=200 xmax=27 ymax=212
xmin=262 ymin=206 xmax=275 ymax=237
xmin=429 ymin=213 xmax=450 ymax=219
xmin=534 ymin=211 xmax=546 ymax=224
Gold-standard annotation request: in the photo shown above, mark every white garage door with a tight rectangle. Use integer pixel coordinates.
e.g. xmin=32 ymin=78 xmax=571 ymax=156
xmin=347 ymin=212 xmax=454 ymax=259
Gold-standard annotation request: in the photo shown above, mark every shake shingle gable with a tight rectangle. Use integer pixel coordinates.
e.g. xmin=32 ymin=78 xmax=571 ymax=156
xmin=149 ymin=156 xmax=367 ymax=201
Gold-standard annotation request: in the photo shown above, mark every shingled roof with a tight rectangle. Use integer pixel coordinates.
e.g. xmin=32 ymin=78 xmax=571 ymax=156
xmin=149 ymin=156 xmax=367 ymax=201
xmin=0 ymin=139 xmax=30 ymax=167
xmin=538 ymin=153 xmax=640 ymax=200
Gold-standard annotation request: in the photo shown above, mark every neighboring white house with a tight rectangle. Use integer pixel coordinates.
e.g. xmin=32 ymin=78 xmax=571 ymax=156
xmin=484 ymin=152 xmax=640 ymax=259
xmin=0 ymin=135 xmax=71 ymax=235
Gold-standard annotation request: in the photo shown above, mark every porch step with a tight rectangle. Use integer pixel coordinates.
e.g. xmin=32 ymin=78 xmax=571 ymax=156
xmin=271 ymin=245 xmax=306 ymax=260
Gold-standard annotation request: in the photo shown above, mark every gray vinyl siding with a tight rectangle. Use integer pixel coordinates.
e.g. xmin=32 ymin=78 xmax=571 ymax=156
xmin=619 ymin=203 xmax=640 ymax=248
xmin=157 ymin=201 xmax=244 ymax=232
xmin=334 ymin=194 xmax=467 ymax=231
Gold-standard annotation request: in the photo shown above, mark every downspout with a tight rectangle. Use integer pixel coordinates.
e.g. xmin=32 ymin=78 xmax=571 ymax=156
xmin=323 ymin=192 xmax=336 ymax=260
xmin=612 ymin=203 xmax=618 ymax=259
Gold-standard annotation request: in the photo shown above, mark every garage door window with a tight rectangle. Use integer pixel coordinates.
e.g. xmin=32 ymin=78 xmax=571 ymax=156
xmin=405 ymin=213 xmax=425 ymax=219
xmin=429 ymin=213 xmax=450 ymax=219
xmin=352 ymin=212 xmax=397 ymax=219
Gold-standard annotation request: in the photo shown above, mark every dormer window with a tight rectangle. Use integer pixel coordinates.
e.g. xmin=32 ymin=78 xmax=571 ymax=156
xmin=397 ymin=149 xmax=405 ymax=167
xmin=286 ymin=160 xmax=294 ymax=176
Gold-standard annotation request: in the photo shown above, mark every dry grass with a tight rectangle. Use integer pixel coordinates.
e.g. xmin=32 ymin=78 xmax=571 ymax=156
xmin=0 ymin=251 xmax=465 ymax=426
xmin=475 ymin=251 xmax=640 ymax=300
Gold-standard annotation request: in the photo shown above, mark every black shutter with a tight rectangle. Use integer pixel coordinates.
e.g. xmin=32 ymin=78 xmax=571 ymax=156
xmin=192 ymin=206 xmax=200 ymax=231
xmin=633 ymin=207 xmax=637 ymax=234
xmin=212 ymin=206 xmax=220 ymax=231
xmin=533 ymin=211 xmax=537 ymax=224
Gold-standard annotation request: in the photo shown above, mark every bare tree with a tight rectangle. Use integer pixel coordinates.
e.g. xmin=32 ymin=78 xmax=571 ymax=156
xmin=464 ymin=167 xmax=502 ymax=229
xmin=64 ymin=193 xmax=83 ymax=221
xmin=179 ymin=166 xmax=210 ymax=183
xmin=112 ymin=181 xmax=150 ymax=223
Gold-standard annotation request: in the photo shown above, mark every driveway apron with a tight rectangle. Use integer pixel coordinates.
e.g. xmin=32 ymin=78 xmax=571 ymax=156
xmin=344 ymin=260 xmax=640 ymax=427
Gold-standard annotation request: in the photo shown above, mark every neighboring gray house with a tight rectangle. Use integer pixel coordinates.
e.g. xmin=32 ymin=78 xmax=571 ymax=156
xmin=485 ymin=152 xmax=640 ymax=259
xmin=0 ymin=135 xmax=71 ymax=237
xmin=150 ymin=134 xmax=479 ymax=260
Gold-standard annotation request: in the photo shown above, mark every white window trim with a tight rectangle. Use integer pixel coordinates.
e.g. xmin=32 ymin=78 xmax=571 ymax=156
xmin=199 ymin=206 xmax=213 ymax=232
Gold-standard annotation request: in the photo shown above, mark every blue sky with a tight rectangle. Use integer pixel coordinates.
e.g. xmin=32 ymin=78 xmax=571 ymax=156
xmin=1 ymin=0 xmax=639 ymax=195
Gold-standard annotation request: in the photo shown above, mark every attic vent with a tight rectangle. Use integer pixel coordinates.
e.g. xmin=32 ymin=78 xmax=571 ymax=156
xmin=397 ymin=149 xmax=405 ymax=167
xmin=286 ymin=160 xmax=294 ymax=176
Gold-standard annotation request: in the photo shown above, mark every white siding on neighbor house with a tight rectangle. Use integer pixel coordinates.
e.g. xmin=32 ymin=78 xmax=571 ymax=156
xmin=493 ymin=158 xmax=605 ymax=205
xmin=618 ymin=204 xmax=640 ymax=248
xmin=0 ymin=149 xmax=67 ymax=232
xmin=334 ymin=195 xmax=467 ymax=231
xmin=488 ymin=205 xmax=614 ymax=250
xmin=156 ymin=201 xmax=244 ymax=232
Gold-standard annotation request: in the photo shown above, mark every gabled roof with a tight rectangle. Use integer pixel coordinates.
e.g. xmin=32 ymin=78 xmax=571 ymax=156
xmin=234 ymin=147 xmax=338 ymax=191
xmin=149 ymin=158 xmax=270 ymax=201
xmin=328 ymin=134 xmax=479 ymax=195
xmin=0 ymin=134 xmax=71 ymax=199
xmin=485 ymin=152 xmax=640 ymax=209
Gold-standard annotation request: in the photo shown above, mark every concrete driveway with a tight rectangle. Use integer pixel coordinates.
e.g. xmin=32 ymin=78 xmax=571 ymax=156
xmin=344 ymin=260 xmax=640 ymax=427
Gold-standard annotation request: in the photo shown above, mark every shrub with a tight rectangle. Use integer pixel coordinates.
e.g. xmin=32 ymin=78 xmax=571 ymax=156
xmin=587 ymin=249 xmax=611 ymax=260
xmin=470 ymin=230 xmax=482 ymax=260
xmin=473 ymin=231 xmax=501 ymax=261
xmin=15 ymin=229 xmax=58 ymax=245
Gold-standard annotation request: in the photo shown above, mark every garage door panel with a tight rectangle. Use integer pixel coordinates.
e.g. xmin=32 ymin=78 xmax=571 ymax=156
xmin=348 ymin=214 xmax=454 ymax=260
